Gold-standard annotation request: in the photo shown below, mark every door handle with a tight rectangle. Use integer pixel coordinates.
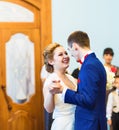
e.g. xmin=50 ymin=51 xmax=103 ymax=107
xmin=1 ymin=85 xmax=12 ymax=111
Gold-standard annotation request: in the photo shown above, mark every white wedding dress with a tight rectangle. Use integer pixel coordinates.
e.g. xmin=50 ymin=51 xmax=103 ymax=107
xmin=44 ymin=73 xmax=77 ymax=130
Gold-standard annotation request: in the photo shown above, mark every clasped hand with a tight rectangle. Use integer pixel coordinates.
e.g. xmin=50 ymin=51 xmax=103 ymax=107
xmin=48 ymin=80 xmax=63 ymax=94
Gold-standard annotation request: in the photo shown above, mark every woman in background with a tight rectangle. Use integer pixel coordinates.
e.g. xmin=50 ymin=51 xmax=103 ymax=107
xmin=103 ymin=47 xmax=119 ymax=130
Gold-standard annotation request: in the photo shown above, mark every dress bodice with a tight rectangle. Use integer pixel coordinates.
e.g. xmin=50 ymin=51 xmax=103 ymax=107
xmin=45 ymin=72 xmax=77 ymax=119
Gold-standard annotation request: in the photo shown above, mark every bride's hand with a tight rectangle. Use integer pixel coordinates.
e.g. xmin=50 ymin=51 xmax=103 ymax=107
xmin=48 ymin=80 xmax=63 ymax=94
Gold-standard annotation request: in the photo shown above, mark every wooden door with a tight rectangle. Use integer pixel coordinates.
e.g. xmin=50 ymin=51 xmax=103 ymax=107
xmin=0 ymin=0 xmax=52 ymax=130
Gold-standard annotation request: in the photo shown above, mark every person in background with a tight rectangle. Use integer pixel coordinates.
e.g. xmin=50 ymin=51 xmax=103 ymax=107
xmin=41 ymin=65 xmax=50 ymax=84
xmin=71 ymin=67 xmax=80 ymax=79
xmin=40 ymin=65 xmax=53 ymax=130
xmin=43 ymin=43 xmax=77 ymax=130
xmin=103 ymin=47 xmax=119 ymax=130
xmin=106 ymin=75 xmax=119 ymax=130
xmin=103 ymin=48 xmax=118 ymax=99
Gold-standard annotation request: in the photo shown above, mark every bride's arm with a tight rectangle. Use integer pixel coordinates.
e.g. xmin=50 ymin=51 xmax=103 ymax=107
xmin=43 ymin=81 xmax=55 ymax=113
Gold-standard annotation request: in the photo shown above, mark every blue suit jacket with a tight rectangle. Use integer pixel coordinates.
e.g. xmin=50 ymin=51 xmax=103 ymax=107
xmin=65 ymin=53 xmax=107 ymax=130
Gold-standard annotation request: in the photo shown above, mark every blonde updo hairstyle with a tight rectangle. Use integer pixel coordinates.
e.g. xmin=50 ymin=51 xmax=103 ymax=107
xmin=43 ymin=43 xmax=61 ymax=73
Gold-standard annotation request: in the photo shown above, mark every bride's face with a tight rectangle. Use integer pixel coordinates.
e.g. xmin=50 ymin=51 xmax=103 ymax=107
xmin=51 ymin=46 xmax=70 ymax=71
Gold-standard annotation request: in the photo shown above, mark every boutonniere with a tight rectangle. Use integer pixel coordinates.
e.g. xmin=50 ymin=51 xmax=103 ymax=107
xmin=111 ymin=66 xmax=117 ymax=73
xmin=78 ymin=78 xmax=80 ymax=83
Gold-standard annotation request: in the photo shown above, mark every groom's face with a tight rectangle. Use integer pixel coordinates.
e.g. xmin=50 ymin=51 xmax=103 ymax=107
xmin=68 ymin=42 xmax=80 ymax=62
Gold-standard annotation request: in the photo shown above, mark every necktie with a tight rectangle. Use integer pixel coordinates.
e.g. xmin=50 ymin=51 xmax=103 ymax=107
xmin=78 ymin=54 xmax=88 ymax=64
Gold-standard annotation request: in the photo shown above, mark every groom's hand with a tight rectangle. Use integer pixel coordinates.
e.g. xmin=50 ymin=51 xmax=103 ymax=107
xmin=49 ymin=80 xmax=63 ymax=94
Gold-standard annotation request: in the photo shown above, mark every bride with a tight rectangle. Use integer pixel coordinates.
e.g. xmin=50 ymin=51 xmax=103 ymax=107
xmin=43 ymin=43 xmax=77 ymax=130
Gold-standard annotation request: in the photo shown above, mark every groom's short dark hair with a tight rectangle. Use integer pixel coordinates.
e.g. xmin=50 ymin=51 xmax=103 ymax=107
xmin=67 ymin=30 xmax=90 ymax=48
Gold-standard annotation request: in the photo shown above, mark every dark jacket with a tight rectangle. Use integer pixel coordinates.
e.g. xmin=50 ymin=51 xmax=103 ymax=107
xmin=65 ymin=53 xmax=107 ymax=130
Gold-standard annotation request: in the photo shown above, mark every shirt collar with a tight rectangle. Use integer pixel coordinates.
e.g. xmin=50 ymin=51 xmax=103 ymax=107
xmin=78 ymin=50 xmax=93 ymax=64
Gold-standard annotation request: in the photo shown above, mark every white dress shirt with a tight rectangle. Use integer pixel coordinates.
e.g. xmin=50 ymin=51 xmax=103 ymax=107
xmin=106 ymin=88 xmax=119 ymax=120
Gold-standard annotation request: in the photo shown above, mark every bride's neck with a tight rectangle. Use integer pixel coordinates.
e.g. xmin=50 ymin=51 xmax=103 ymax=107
xmin=54 ymin=69 xmax=66 ymax=78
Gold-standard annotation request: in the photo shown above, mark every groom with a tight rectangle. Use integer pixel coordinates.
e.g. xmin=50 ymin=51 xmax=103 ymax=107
xmin=50 ymin=30 xmax=107 ymax=130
